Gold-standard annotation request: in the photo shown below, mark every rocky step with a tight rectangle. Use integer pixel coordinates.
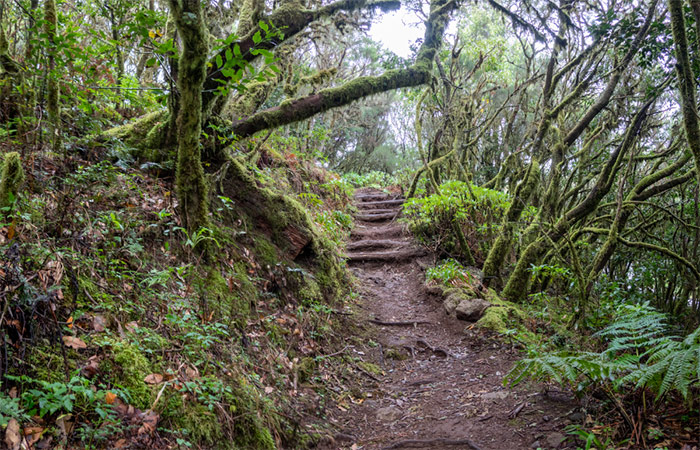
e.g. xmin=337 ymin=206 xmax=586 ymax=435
xmin=356 ymin=199 xmax=405 ymax=209
xmin=354 ymin=192 xmax=401 ymax=202
xmin=346 ymin=247 xmax=427 ymax=263
xmin=354 ymin=212 xmax=399 ymax=222
xmin=346 ymin=239 xmax=408 ymax=252
xmin=354 ymin=208 xmax=400 ymax=215
xmin=351 ymin=225 xmax=405 ymax=240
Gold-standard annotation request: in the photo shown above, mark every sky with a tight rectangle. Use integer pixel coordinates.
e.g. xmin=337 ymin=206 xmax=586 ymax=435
xmin=368 ymin=7 xmax=425 ymax=58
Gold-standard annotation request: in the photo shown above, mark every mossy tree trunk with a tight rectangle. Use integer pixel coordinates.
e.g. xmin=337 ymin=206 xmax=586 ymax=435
xmin=669 ymin=0 xmax=700 ymax=187
xmin=482 ymin=159 xmax=540 ymax=288
xmin=0 ymin=152 xmax=25 ymax=215
xmin=501 ymin=98 xmax=655 ymax=302
xmin=168 ymin=0 xmax=210 ymax=232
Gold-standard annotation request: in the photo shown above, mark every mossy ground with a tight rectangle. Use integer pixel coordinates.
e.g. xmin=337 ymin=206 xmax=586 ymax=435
xmin=0 ymin=141 xmax=355 ymax=448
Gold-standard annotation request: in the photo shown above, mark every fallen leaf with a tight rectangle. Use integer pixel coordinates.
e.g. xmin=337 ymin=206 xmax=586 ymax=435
xmin=113 ymin=438 xmax=129 ymax=448
xmin=92 ymin=315 xmax=106 ymax=332
xmin=4 ymin=418 xmax=21 ymax=450
xmin=7 ymin=223 xmax=15 ymax=240
xmin=144 ymin=373 xmax=163 ymax=384
xmin=264 ymin=386 xmax=274 ymax=394
xmin=62 ymin=336 xmax=87 ymax=350
xmin=125 ymin=321 xmax=139 ymax=332
xmin=66 ymin=317 xmax=73 ymax=329
xmin=105 ymin=391 xmax=117 ymax=404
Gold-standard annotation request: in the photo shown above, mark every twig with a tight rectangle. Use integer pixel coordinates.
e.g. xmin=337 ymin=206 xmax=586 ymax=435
xmin=369 ymin=319 xmax=431 ymax=326
xmin=382 ymin=437 xmax=483 ymax=450
xmin=316 ymin=345 xmax=349 ymax=360
xmin=508 ymin=402 xmax=526 ymax=419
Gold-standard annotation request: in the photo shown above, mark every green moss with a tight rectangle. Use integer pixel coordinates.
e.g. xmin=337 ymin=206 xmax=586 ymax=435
xmin=476 ymin=292 xmax=527 ymax=335
xmin=385 ymin=348 xmax=408 ymax=360
xmin=297 ymin=357 xmax=316 ymax=383
xmin=0 ymin=151 xmax=24 ymax=211
xmin=101 ymin=111 xmax=170 ymax=160
xmin=299 ymin=276 xmax=322 ymax=305
xmin=357 ymin=361 xmax=383 ymax=376
xmin=167 ymin=396 xmax=225 ymax=448
xmin=104 ymin=340 xmax=153 ymax=410
xmin=253 ymin=234 xmax=279 ymax=267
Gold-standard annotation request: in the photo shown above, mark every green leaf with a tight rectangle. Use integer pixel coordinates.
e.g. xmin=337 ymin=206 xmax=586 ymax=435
xmin=215 ymin=54 xmax=223 ymax=68
xmin=145 ymin=57 xmax=157 ymax=67
xmin=252 ymin=31 xmax=262 ymax=44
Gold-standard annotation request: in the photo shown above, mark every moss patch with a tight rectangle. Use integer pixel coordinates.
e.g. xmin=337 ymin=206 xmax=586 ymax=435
xmin=104 ymin=340 xmax=153 ymax=410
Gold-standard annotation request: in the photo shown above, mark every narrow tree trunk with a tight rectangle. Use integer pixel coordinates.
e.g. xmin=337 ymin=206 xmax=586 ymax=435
xmin=44 ymin=0 xmax=60 ymax=153
xmin=168 ymin=0 xmax=210 ymax=232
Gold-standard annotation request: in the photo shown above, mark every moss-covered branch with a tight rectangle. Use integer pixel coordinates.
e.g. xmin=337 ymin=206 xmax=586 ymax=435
xmin=202 ymin=0 xmax=401 ymax=113
xmin=222 ymin=0 xmax=454 ymax=142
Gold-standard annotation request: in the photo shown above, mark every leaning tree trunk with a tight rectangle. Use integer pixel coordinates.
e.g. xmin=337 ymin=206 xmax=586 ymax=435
xmin=168 ymin=0 xmax=210 ymax=232
xmin=482 ymin=159 xmax=540 ymax=288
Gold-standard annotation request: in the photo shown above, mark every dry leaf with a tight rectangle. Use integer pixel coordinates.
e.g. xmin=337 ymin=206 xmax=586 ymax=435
xmin=66 ymin=317 xmax=73 ymax=329
xmin=4 ymin=418 xmax=21 ymax=450
xmin=7 ymin=223 xmax=15 ymax=240
xmin=62 ymin=336 xmax=87 ymax=350
xmin=92 ymin=315 xmax=106 ymax=332
xmin=125 ymin=321 xmax=139 ymax=332
xmin=113 ymin=438 xmax=129 ymax=448
xmin=185 ymin=366 xmax=199 ymax=380
xmin=264 ymin=386 xmax=274 ymax=394
xmin=105 ymin=391 xmax=117 ymax=404
xmin=144 ymin=373 xmax=163 ymax=384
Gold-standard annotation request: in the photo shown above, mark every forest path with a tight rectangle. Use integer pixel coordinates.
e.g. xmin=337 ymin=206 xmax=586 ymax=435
xmin=323 ymin=188 xmax=575 ymax=450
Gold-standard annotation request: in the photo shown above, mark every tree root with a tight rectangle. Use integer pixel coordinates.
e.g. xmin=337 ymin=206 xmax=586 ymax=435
xmin=382 ymin=437 xmax=483 ymax=450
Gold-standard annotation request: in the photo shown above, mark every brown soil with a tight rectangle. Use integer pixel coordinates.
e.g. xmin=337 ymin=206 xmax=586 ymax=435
xmin=322 ymin=188 xmax=577 ymax=450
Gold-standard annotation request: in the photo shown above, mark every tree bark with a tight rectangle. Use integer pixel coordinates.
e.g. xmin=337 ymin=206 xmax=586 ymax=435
xmin=168 ymin=0 xmax=210 ymax=232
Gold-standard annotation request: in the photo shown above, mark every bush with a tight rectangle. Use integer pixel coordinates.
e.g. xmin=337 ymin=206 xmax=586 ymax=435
xmin=403 ymin=181 xmax=512 ymax=260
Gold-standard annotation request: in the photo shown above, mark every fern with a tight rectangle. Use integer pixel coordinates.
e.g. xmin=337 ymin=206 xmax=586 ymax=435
xmin=507 ymin=301 xmax=700 ymax=401
xmin=624 ymin=326 xmax=700 ymax=399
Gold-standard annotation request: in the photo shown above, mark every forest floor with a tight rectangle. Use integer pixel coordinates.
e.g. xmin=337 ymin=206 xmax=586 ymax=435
xmin=320 ymin=188 xmax=578 ymax=450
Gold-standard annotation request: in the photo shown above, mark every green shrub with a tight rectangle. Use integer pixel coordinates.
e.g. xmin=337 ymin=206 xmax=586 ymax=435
xmin=403 ymin=181 xmax=512 ymax=258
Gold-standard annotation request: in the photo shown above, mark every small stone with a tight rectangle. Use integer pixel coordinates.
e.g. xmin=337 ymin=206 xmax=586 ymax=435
xmin=455 ymin=298 xmax=492 ymax=321
xmin=542 ymin=415 xmax=550 ymax=422
xmin=545 ymin=432 xmax=566 ymax=448
xmin=481 ymin=391 xmax=509 ymax=400
xmin=530 ymin=441 xmax=541 ymax=449
xmin=376 ymin=406 xmax=401 ymax=422
xmin=568 ymin=411 xmax=584 ymax=422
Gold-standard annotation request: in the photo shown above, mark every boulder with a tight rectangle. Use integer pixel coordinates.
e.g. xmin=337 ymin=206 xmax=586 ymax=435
xmin=455 ymin=298 xmax=491 ymax=321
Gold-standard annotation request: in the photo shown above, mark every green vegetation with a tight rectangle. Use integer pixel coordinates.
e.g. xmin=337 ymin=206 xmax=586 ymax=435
xmin=2 ymin=0 xmax=700 ymax=447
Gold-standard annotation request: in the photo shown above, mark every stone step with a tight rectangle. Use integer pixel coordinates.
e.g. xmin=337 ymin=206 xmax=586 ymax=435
xmin=356 ymin=199 xmax=405 ymax=209
xmin=346 ymin=247 xmax=427 ymax=263
xmin=355 ymin=212 xmax=399 ymax=222
xmin=351 ymin=225 xmax=405 ymax=240
xmin=354 ymin=192 xmax=400 ymax=202
xmin=354 ymin=208 xmax=399 ymax=215
xmin=346 ymin=239 xmax=408 ymax=252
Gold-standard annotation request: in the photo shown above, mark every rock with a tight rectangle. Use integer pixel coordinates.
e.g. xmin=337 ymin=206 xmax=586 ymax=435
xmin=568 ymin=411 xmax=584 ymax=422
xmin=376 ymin=406 xmax=402 ymax=422
xmin=481 ymin=390 xmax=509 ymax=400
xmin=545 ymin=432 xmax=566 ymax=448
xmin=530 ymin=441 xmax=541 ymax=449
xmin=455 ymin=298 xmax=491 ymax=321
xmin=443 ymin=292 xmax=462 ymax=315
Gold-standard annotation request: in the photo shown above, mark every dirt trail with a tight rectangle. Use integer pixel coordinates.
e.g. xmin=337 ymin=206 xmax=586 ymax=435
xmin=324 ymin=188 xmax=575 ymax=450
